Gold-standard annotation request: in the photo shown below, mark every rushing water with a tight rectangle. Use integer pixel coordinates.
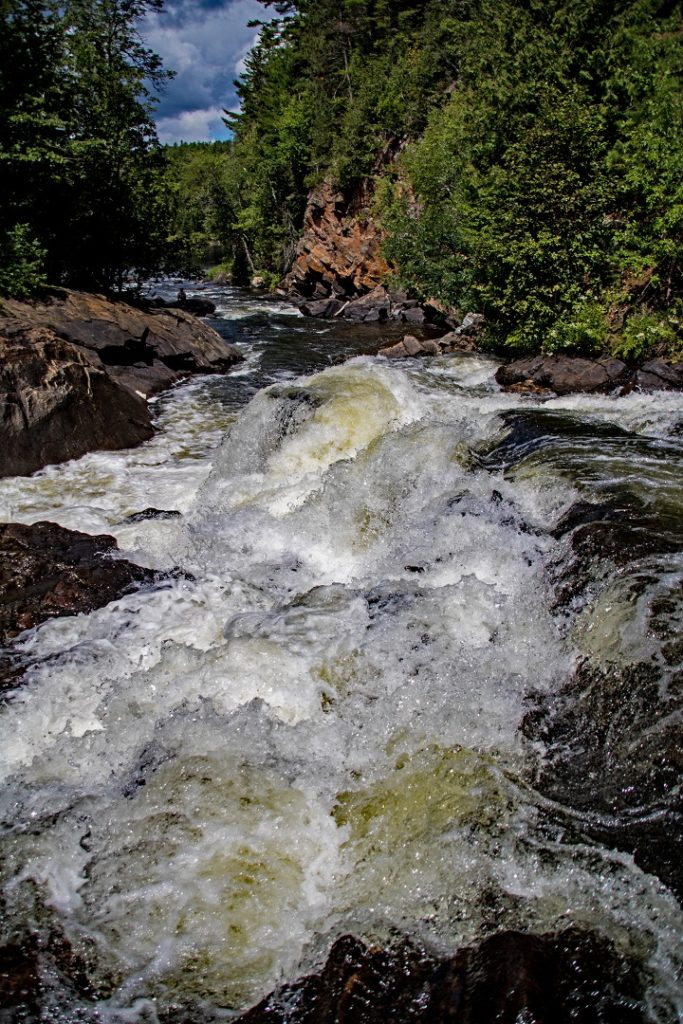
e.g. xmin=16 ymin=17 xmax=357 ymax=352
xmin=1 ymin=283 xmax=682 ymax=1021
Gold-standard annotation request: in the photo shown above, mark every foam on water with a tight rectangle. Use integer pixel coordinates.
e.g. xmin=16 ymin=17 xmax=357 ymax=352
xmin=1 ymin=340 xmax=683 ymax=1020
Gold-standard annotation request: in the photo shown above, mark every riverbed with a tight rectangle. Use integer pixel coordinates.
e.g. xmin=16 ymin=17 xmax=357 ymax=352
xmin=1 ymin=283 xmax=681 ymax=1021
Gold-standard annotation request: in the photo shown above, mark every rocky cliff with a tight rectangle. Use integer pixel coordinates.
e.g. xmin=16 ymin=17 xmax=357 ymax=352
xmin=283 ymin=180 xmax=390 ymax=301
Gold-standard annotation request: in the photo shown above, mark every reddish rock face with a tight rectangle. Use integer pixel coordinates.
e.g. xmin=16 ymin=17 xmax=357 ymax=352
xmin=283 ymin=181 xmax=391 ymax=300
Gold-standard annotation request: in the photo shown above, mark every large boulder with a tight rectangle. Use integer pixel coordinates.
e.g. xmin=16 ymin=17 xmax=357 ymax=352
xmin=496 ymin=354 xmax=629 ymax=395
xmin=0 ymin=325 xmax=154 ymax=477
xmin=0 ymin=288 xmax=244 ymax=475
xmin=1 ymin=289 xmax=238 ymax=376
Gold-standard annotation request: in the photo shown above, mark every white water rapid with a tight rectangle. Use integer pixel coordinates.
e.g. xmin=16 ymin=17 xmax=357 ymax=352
xmin=1 ymin=285 xmax=682 ymax=1022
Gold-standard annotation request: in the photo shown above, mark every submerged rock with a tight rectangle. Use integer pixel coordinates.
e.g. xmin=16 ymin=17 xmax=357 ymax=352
xmin=237 ymin=929 xmax=645 ymax=1023
xmin=0 ymin=520 xmax=156 ymax=646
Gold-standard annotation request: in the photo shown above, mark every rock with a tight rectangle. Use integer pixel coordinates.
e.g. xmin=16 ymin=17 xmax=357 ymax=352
xmin=0 ymin=289 xmax=243 ymax=473
xmin=421 ymin=339 xmax=442 ymax=356
xmin=283 ymin=180 xmax=390 ymax=299
xmin=105 ymin=359 xmax=181 ymax=399
xmin=378 ymin=334 xmax=441 ymax=359
xmin=635 ymin=357 xmax=683 ymax=391
xmin=342 ymin=285 xmax=391 ymax=323
xmin=300 ymin=297 xmax=345 ymax=319
xmin=378 ymin=340 xmax=411 ymax=358
xmin=402 ymin=334 xmax=424 ymax=356
xmin=0 ymin=325 xmax=154 ymax=477
xmin=122 ymin=508 xmax=181 ymax=523
xmin=438 ymin=313 xmax=486 ymax=353
xmin=251 ymin=275 xmax=267 ymax=289
xmin=496 ymin=354 xmax=629 ymax=395
xmin=2 ymin=289 xmax=239 ymax=376
xmin=172 ymin=296 xmax=216 ymax=316
xmin=237 ymin=929 xmax=645 ymax=1023
xmin=0 ymin=521 xmax=157 ymax=646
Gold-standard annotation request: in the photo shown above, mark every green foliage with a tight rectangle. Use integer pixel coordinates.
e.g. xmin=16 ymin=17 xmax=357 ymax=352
xmin=544 ymin=301 xmax=610 ymax=357
xmin=0 ymin=223 xmax=47 ymax=298
xmin=0 ymin=0 xmax=174 ymax=294
xmin=218 ymin=0 xmax=682 ymax=358
xmin=611 ymin=311 xmax=681 ymax=362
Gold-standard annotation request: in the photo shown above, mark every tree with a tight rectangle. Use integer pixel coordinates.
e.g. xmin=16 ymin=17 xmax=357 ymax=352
xmin=0 ymin=0 xmax=174 ymax=295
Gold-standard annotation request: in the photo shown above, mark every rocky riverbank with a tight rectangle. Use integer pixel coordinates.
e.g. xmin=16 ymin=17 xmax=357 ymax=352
xmin=0 ymin=289 xmax=242 ymax=477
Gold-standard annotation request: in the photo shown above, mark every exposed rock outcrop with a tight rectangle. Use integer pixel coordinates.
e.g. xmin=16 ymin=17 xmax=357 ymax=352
xmin=0 ymin=520 xmax=157 ymax=646
xmin=0 ymin=325 xmax=155 ymax=477
xmin=283 ymin=181 xmax=390 ymax=301
xmin=378 ymin=315 xmax=485 ymax=359
xmin=496 ymin=352 xmax=683 ymax=395
xmin=237 ymin=930 xmax=644 ymax=1024
xmin=1 ymin=289 xmax=237 ymax=378
xmin=0 ymin=289 xmax=242 ymax=476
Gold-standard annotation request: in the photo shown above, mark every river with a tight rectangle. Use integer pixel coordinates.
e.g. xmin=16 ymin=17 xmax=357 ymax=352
xmin=1 ymin=283 xmax=682 ymax=1021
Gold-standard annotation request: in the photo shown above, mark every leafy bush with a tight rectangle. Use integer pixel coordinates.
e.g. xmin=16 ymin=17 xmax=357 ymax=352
xmin=544 ymin=302 xmax=610 ymax=356
xmin=611 ymin=312 xmax=681 ymax=362
xmin=0 ymin=224 xmax=46 ymax=298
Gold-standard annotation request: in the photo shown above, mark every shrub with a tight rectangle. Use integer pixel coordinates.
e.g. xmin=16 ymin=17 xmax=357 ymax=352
xmin=611 ymin=312 xmax=680 ymax=362
xmin=0 ymin=224 xmax=47 ymax=299
xmin=544 ymin=301 xmax=609 ymax=356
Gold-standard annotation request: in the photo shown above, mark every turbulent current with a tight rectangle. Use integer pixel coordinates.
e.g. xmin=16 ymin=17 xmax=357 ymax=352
xmin=1 ymin=284 xmax=682 ymax=1021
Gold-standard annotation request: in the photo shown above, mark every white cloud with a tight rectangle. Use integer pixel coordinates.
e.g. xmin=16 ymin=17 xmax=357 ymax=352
xmin=142 ymin=0 xmax=267 ymax=142
xmin=156 ymin=105 xmax=230 ymax=145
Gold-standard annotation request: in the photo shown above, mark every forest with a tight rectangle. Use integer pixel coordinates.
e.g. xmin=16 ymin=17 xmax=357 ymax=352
xmin=2 ymin=0 xmax=682 ymax=357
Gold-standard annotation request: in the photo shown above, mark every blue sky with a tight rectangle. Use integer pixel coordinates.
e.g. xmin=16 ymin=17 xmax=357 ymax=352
xmin=142 ymin=0 xmax=266 ymax=145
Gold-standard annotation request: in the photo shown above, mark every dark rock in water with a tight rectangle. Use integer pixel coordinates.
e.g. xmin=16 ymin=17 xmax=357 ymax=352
xmin=0 ymin=325 xmax=154 ymax=478
xmin=106 ymin=359 xmax=181 ymax=398
xmin=170 ymin=296 xmax=217 ymax=316
xmin=2 ymin=288 xmax=239 ymax=379
xmin=635 ymin=357 xmax=683 ymax=391
xmin=123 ymin=508 xmax=181 ymax=523
xmin=301 ymin=297 xmax=344 ymax=318
xmin=0 ymin=289 xmax=243 ymax=474
xmin=0 ymin=521 xmax=157 ymax=645
xmin=523 ymin=658 xmax=683 ymax=900
xmin=342 ymin=285 xmax=391 ymax=323
xmin=237 ymin=929 xmax=645 ymax=1023
xmin=496 ymin=355 xmax=629 ymax=395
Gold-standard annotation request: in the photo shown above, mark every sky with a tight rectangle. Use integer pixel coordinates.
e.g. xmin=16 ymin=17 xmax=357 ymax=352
xmin=141 ymin=0 xmax=267 ymax=145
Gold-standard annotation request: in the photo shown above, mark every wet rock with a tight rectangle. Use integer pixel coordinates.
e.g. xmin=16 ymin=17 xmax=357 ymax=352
xmin=523 ymin=658 xmax=683 ymax=899
xmin=342 ymin=285 xmax=391 ymax=323
xmin=122 ymin=508 xmax=181 ymax=523
xmin=0 ymin=289 xmax=242 ymax=473
xmin=0 ymin=325 xmax=154 ymax=477
xmin=378 ymin=334 xmax=436 ymax=359
xmin=237 ymin=929 xmax=645 ymax=1023
xmin=105 ymin=359 xmax=181 ymax=398
xmin=170 ymin=296 xmax=216 ymax=316
xmin=301 ymin=297 xmax=345 ymax=319
xmin=437 ymin=313 xmax=486 ymax=353
xmin=2 ymin=288 xmax=239 ymax=377
xmin=496 ymin=354 xmax=629 ymax=395
xmin=635 ymin=357 xmax=683 ymax=391
xmin=0 ymin=521 xmax=157 ymax=645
